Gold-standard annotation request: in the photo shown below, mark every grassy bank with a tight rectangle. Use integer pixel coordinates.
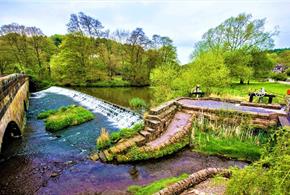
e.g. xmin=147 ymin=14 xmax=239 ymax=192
xmin=38 ymin=105 xmax=94 ymax=131
xmin=211 ymin=81 xmax=289 ymax=103
xmin=128 ymin=173 xmax=189 ymax=195
xmin=116 ymin=137 xmax=189 ymax=162
xmin=193 ymin=129 xmax=266 ymax=161
xmin=96 ymin=122 xmax=144 ymax=150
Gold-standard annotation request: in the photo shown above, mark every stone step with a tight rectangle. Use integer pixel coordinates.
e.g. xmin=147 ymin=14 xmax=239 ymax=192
xmin=139 ymin=130 xmax=151 ymax=138
xmin=145 ymin=119 xmax=161 ymax=129
xmin=278 ymin=116 xmax=290 ymax=127
xmin=146 ymin=127 xmax=156 ymax=133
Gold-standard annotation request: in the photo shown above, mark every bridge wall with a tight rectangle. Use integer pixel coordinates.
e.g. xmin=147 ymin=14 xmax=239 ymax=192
xmin=0 ymin=74 xmax=29 ymax=151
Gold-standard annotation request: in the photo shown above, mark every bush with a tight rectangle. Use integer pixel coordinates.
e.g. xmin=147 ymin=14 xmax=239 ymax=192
xmin=128 ymin=173 xmax=189 ymax=195
xmin=129 ymin=97 xmax=147 ymax=108
xmin=38 ymin=105 xmax=94 ymax=131
xmin=286 ymin=68 xmax=290 ymax=76
xmin=226 ymin=128 xmax=290 ymax=195
xmin=271 ymin=72 xmax=287 ymax=81
xmin=96 ymin=128 xmax=111 ymax=150
xmin=110 ymin=122 xmax=144 ymax=143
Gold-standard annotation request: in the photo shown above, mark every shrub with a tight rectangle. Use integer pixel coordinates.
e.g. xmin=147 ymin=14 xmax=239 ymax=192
xmin=127 ymin=173 xmax=189 ymax=195
xmin=271 ymin=72 xmax=287 ymax=81
xmin=96 ymin=128 xmax=111 ymax=150
xmin=38 ymin=105 xmax=94 ymax=131
xmin=286 ymin=68 xmax=290 ymax=76
xmin=129 ymin=97 xmax=147 ymax=108
xmin=226 ymin=128 xmax=290 ymax=195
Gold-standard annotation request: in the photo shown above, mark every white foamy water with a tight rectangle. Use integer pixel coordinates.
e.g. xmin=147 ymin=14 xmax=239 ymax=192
xmin=32 ymin=86 xmax=142 ymax=129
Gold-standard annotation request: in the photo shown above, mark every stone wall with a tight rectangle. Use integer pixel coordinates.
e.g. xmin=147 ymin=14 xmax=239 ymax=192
xmin=0 ymin=74 xmax=29 ymax=151
xmin=154 ymin=168 xmax=230 ymax=195
xmin=177 ymin=97 xmax=283 ymax=129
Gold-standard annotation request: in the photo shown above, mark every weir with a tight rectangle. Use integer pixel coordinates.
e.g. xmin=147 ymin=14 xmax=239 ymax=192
xmin=33 ymin=86 xmax=142 ymax=129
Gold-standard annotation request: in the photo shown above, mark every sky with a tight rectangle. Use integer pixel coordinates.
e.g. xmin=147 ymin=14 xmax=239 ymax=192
xmin=0 ymin=0 xmax=290 ymax=64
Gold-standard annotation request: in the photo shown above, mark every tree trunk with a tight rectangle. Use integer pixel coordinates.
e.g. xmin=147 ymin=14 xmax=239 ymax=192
xmin=239 ymin=78 xmax=244 ymax=84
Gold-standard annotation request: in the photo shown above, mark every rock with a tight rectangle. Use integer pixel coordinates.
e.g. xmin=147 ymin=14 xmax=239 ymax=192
xmin=50 ymin=172 xmax=59 ymax=178
xmin=90 ymin=153 xmax=99 ymax=161
xmin=64 ymin=160 xmax=73 ymax=165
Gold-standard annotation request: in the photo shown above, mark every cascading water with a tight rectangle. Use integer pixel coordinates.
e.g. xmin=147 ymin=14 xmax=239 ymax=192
xmin=32 ymin=86 xmax=142 ymax=129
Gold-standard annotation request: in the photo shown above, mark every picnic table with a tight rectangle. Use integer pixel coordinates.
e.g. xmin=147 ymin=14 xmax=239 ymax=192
xmin=249 ymin=88 xmax=276 ymax=104
xmin=190 ymin=85 xmax=205 ymax=98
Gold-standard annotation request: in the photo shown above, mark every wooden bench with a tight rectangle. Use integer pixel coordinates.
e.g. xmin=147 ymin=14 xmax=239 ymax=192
xmin=248 ymin=93 xmax=276 ymax=104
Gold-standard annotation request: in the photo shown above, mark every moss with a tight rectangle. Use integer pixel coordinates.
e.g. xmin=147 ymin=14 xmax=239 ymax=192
xmin=38 ymin=105 xmax=94 ymax=131
xmin=127 ymin=173 xmax=189 ymax=195
xmin=116 ymin=137 xmax=189 ymax=162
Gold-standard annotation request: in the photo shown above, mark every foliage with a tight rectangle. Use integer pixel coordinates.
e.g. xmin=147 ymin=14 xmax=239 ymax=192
xmin=116 ymin=137 xmax=189 ymax=162
xmin=110 ymin=122 xmax=144 ymax=143
xmin=226 ymin=128 xmax=290 ymax=195
xmin=150 ymin=63 xmax=181 ymax=104
xmin=96 ymin=128 xmax=111 ymax=150
xmin=271 ymin=72 xmax=288 ymax=81
xmin=180 ymin=51 xmax=230 ymax=92
xmin=129 ymin=97 xmax=147 ymax=108
xmin=127 ymin=173 xmax=189 ymax=195
xmin=37 ymin=105 xmax=94 ymax=131
xmin=0 ymin=12 xmax=178 ymax=88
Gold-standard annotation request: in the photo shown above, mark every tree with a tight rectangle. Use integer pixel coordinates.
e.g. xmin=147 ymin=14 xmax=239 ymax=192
xmin=193 ymin=13 xmax=278 ymax=83
xmin=182 ymin=51 xmax=230 ymax=92
xmin=224 ymin=49 xmax=253 ymax=84
xmin=67 ymin=12 xmax=105 ymax=38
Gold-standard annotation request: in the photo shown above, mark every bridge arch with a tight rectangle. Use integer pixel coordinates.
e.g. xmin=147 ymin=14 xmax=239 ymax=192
xmin=1 ymin=121 xmax=22 ymax=152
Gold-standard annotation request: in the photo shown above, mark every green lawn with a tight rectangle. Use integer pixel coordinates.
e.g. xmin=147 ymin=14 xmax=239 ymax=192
xmin=128 ymin=173 xmax=189 ymax=195
xmin=192 ymin=129 xmax=267 ymax=161
xmin=211 ymin=81 xmax=289 ymax=103
xmin=38 ymin=105 xmax=95 ymax=131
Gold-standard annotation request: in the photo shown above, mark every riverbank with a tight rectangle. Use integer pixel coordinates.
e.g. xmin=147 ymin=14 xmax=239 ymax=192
xmin=0 ymin=87 xmax=247 ymax=194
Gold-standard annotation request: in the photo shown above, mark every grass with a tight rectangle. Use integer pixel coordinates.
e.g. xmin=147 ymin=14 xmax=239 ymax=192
xmin=211 ymin=81 xmax=289 ymax=103
xmin=127 ymin=173 xmax=189 ymax=195
xmin=129 ymin=97 xmax=147 ymax=108
xmin=192 ymin=129 xmax=266 ymax=161
xmin=95 ymin=122 xmax=144 ymax=151
xmin=37 ymin=105 xmax=94 ymax=131
xmin=190 ymin=111 xmax=270 ymax=161
xmin=116 ymin=137 xmax=189 ymax=162
xmin=110 ymin=122 xmax=144 ymax=143
xmin=96 ymin=128 xmax=111 ymax=150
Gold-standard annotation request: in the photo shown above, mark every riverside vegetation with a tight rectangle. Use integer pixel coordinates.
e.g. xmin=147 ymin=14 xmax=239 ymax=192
xmin=1 ymin=11 xmax=290 ymax=195
xmin=37 ymin=105 xmax=94 ymax=131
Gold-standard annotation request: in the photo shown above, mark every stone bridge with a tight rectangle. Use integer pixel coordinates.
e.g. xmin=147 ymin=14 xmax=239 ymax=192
xmin=0 ymin=74 xmax=29 ymax=152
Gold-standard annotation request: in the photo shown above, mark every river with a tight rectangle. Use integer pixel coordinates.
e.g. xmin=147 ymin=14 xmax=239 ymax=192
xmin=0 ymin=87 xmax=246 ymax=195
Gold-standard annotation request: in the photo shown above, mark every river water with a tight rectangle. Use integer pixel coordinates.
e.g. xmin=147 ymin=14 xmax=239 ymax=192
xmin=0 ymin=87 xmax=246 ymax=195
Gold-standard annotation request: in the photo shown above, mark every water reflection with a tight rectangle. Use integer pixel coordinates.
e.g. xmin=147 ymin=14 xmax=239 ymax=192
xmin=71 ymin=87 xmax=153 ymax=109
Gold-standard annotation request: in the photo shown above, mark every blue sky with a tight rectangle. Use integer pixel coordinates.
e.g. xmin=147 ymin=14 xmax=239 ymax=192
xmin=0 ymin=0 xmax=290 ymax=64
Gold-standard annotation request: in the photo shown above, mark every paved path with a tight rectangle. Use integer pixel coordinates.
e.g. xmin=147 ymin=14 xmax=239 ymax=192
xmin=178 ymin=99 xmax=286 ymax=114
xmin=147 ymin=112 xmax=191 ymax=147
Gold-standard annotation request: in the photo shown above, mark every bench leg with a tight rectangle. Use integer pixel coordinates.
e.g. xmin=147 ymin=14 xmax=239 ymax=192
xmin=269 ymin=97 xmax=273 ymax=104
xmin=249 ymin=95 xmax=254 ymax=102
